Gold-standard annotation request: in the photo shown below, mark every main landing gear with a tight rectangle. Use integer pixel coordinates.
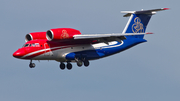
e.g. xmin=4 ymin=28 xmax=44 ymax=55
xmin=59 ymin=59 xmax=90 ymax=70
xmin=60 ymin=62 xmax=72 ymax=70
xmin=75 ymin=58 xmax=90 ymax=67
xmin=29 ymin=60 xmax=35 ymax=68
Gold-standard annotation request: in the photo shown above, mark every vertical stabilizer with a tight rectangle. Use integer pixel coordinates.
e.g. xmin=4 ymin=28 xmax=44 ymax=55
xmin=121 ymin=8 xmax=169 ymax=38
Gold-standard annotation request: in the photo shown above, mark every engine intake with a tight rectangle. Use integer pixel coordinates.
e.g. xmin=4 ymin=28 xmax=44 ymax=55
xmin=25 ymin=32 xmax=47 ymax=42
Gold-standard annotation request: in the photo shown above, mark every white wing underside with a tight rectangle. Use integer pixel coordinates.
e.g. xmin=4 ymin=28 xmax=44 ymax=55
xmin=74 ymin=33 xmax=152 ymax=40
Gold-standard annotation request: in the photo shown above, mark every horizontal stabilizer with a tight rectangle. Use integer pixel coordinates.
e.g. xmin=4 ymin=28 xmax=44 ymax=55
xmin=121 ymin=8 xmax=169 ymax=17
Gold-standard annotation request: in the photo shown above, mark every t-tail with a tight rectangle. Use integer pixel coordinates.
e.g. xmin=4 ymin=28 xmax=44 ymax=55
xmin=122 ymin=8 xmax=169 ymax=38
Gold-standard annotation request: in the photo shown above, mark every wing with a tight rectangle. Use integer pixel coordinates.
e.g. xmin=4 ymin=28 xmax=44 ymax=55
xmin=73 ymin=32 xmax=152 ymax=44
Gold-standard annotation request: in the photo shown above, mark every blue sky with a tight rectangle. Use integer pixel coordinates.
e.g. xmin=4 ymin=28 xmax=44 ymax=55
xmin=0 ymin=0 xmax=180 ymax=101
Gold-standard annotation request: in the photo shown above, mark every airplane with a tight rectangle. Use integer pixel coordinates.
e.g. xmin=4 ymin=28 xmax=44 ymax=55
xmin=13 ymin=8 xmax=168 ymax=70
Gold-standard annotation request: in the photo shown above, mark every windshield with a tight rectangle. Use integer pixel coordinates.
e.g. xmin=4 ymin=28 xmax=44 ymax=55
xmin=23 ymin=44 xmax=29 ymax=47
xmin=23 ymin=43 xmax=40 ymax=47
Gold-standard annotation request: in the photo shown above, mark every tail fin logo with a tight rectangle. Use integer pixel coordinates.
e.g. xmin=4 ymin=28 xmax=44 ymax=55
xmin=132 ymin=17 xmax=144 ymax=33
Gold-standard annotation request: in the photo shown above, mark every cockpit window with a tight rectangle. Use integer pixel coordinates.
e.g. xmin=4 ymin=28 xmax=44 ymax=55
xmin=23 ymin=44 xmax=29 ymax=47
xmin=32 ymin=44 xmax=36 ymax=47
xmin=35 ymin=43 xmax=40 ymax=47
xmin=23 ymin=43 xmax=40 ymax=47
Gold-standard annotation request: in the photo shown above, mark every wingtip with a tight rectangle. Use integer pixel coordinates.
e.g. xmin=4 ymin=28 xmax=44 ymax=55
xmin=163 ymin=8 xmax=170 ymax=10
xmin=146 ymin=32 xmax=153 ymax=34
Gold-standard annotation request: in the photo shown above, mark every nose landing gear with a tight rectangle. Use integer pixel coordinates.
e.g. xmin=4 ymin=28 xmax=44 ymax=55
xmin=29 ymin=60 xmax=35 ymax=68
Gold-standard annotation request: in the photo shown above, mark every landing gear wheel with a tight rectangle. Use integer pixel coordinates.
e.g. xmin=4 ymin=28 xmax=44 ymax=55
xmin=60 ymin=63 xmax=65 ymax=70
xmin=29 ymin=63 xmax=35 ymax=68
xmin=67 ymin=63 xmax=72 ymax=70
xmin=77 ymin=60 xmax=83 ymax=67
xmin=84 ymin=60 xmax=89 ymax=67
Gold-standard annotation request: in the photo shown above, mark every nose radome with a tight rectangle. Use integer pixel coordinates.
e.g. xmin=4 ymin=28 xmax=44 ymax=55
xmin=13 ymin=49 xmax=25 ymax=58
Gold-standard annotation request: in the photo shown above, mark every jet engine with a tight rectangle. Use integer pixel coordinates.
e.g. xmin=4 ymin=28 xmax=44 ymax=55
xmin=46 ymin=28 xmax=81 ymax=41
xmin=25 ymin=32 xmax=47 ymax=42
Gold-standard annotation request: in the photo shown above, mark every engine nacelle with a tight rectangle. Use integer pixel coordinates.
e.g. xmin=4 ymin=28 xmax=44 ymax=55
xmin=25 ymin=32 xmax=47 ymax=42
xmin=46 ymin=28 xmax=81 ymax=41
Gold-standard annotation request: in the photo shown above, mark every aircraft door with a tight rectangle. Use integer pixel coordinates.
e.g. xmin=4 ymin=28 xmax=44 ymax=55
xmin=44 ymin=43 xmax=51 ymax=56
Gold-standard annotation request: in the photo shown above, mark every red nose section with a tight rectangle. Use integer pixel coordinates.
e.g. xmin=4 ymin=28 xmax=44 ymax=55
xmin=13 ymin=49 xmax=26 ymax=58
